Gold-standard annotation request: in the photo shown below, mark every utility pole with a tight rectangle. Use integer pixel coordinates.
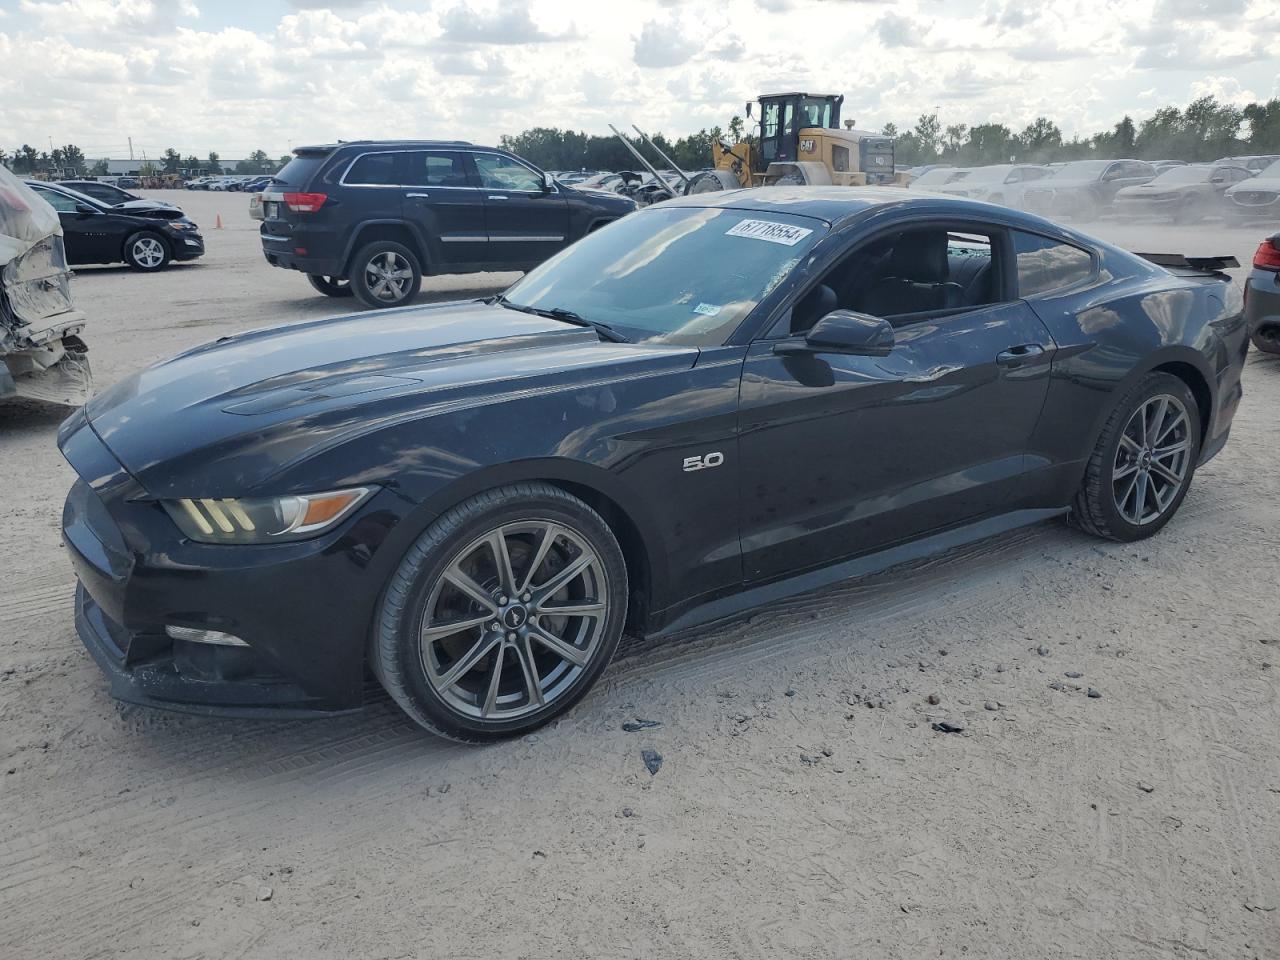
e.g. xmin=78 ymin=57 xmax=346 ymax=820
xmin=128 ymin=137 xmax=134 ymax=161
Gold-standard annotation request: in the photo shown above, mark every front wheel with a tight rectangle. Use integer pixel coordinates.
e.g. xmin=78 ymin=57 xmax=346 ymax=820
xmin=123 ymin=231 xmax=171 ymax=271
xmin=1070 ymin=372 xmax=1201 ymax=541
xmin=306 ymin=274 xmax=353 ymax=298
xmin=350 ymin=241 xmax=421 ymax=309
xmin=371 ymin=483 xmax=629 ymax=741
xmin=1251 ymin=325 xmax=1280 ymax=354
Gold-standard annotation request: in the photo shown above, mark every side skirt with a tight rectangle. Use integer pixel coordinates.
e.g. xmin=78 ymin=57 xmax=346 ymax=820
xmin=649 ymin=507 xmax=1068 ymax=639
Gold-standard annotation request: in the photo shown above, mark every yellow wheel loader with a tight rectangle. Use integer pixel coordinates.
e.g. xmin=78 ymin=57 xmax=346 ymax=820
xmin=688 ymin=92 xmax=899 ymax=193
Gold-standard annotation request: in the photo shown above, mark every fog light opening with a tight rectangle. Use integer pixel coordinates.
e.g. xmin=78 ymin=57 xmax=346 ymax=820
xmin=165 ymin=625 xmax=249 ymax=648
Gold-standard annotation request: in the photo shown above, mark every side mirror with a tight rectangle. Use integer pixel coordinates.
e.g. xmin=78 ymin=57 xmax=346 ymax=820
xmin=541 ymin=174 xmax=554 ymax=193
xmin=745 ymin=102 xmax=753 ymax=118
xmin=777 ymin=310 xmax=895 ymax=357
xmin=75 ymin=203 xmax=96 ymax=216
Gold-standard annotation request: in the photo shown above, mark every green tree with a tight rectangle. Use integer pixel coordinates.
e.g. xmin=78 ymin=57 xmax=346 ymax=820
xmin=943 ymin=123 xmax=968 ymax=157
xmin=727 ymin=115 xmax=744 ymax=144
xmin=11 ymin=145 xmax=39 ymax=174
xmin=1018 ymin=117 xmax=1062 ymax=160
xmin=206 ymin=151 xmax=222 ymax=174
xmin=960 ymin=123 xmax=1016 ymax=165
xmin=88 ymin=158 xmax=109 ymax=176
xmin=161 ymin=148 xmax=181 ymax=173
xmin=912 ymin=113 xmax=942 ymax=161
xmin=880 ymin=122 xmax=898 ymax=138
xmin=182 ymin=155 xmax=201 ymax=173
xmin=1243 ymin=99 xmax=1280 ymax=153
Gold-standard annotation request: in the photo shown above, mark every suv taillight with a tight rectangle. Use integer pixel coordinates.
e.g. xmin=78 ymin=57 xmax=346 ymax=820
xmin=283 ymin=192 xmax=327 ymax=214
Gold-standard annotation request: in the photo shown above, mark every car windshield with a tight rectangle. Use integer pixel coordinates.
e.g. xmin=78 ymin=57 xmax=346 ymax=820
xmin=1259 ymin=159 xmax=1280 ymax=179
xmin=1054 ymin=161 xmax=1109 ymax=179
xmin=502 ymin=206 xmax=826 ymax=347
xmin=962 ymin=166 xmax=1013 ymax=183
xmin=914 ymin=169 xmax=964 ymax=186
xmin=1153 ymin=167 xmax=1210 ymax=184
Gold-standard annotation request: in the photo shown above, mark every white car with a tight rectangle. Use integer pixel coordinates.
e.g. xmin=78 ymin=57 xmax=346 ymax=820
xmin=934 ymin=164 xmax=1053 ymax=209
xmin=1223 ymin=158 xmax=1280 ymax=224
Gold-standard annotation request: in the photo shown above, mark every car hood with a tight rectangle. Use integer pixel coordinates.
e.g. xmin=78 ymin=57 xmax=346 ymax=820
xmin=1116 ymin=183 xmax=1196 ymax=197
xmin=81 ymin=300 xmax=699 ymax=497
xmin=1225 ymin=177 xmax=1279 ymax=196
xmin=1035 ymin=178 xmax=1099 ymax=190
xmin=112 ymin=201 xmax=184 ymax=218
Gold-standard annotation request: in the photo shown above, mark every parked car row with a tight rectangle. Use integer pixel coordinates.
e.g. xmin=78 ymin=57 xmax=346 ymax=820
xmin=185 ymin=175 xmax=273 ymax=192
xmin=908 ymin=156 xmax=1280 ymax=224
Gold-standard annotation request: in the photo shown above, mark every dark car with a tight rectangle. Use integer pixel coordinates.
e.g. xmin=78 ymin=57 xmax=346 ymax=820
xmin=1245 ymin=232 xmax=1280 ymax=353
xmin=57 ymin=179 xmax=180 ymax=211
xmin=60 ymin=189 xmax=1247 ymax=741
xmin=1223 ymin=158 xmax=1280 ymax=225
xmin=258 ymin=140 xmax=637 ymax=309
xmin=26 ymin=182 xmax=203 ymax=271
xmin=1023 ymin=159 xmax=1158 ymax=220
xmin=1113 ymin=163 xmax=1253 ymax=223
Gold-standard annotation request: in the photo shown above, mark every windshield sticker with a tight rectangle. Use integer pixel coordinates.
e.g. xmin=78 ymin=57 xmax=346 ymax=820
xmin=725 ymin=219 xmax=814 ymax=246
xmin=693 ymin=302 xmax=722 ymax=317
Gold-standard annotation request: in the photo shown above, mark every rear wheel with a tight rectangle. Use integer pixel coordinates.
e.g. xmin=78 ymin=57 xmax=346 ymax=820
xmin=350 ymin=241 xmax=421 ymax=309
xmin=306 ymin=274 xmax=353 ymax=298
xmin=688 ymin=169 xmax=741 ymax=193
xmin=1070 ymin=372 xmax=1201 ymax=541
xmin=1173 ymin=195 xmax=1207 ymax=224
xmin=1251 ymin=325 xmax=1280 ymax=354
xmin=123 ymin=231 xmax=171 ymax=271
xmin=371 ymin=483 xmax=629 ymax=741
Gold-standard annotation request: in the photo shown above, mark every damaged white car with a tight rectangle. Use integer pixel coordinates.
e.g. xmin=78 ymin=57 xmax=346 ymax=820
xmin=0 ymin=166 xmax=90 ymax=407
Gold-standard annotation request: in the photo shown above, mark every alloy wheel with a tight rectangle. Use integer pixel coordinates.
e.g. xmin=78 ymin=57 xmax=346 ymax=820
xmin=419 ymin=520 xmax=609 ymax=721
xmin=363 ymin=252 xmax=413 ymax=303
xmin=1112 ymin=393 xmax=1192 ymax=525
xmin=132 ymin=237 xmax=165 ymax=268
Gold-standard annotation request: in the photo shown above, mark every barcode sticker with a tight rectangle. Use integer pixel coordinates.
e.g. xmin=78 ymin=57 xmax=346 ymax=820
xmin=725 ymin=219 xmax=813 ymax=246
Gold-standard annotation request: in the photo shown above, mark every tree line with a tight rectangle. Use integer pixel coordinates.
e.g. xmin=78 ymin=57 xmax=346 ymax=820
xmin=501 ymin=95 xmax=1280 ymax=172
xmin=0 ymin=145 xmax=290 ymax=177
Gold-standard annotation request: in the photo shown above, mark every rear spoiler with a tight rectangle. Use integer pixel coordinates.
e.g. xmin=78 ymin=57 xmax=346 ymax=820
xmin=1135 ymin=252 xmax=1240 ymax=272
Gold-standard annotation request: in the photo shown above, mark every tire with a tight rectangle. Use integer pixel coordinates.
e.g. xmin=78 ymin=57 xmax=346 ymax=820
xmin=1173 ymin=195 xmax=1206 ymax=225
xmin=349 ymin=240 xmax=421 ymax=309
xmin=688 ymin=169 xmax=741 ymax=193
xmin=1070 ymin=372 xmax=1201 ymax=542
xmin=123 ymin=231 xmax=171 ymax=271
xmin=1071 ymin=194 xmax=1101 ymax=222
xmin=371 ymin=482 xmax=629 ymax=742
xmin=1251 ymin=325 xmax=1280 ymax=354
xmin=306 ymin=274 xmax=353 ymax=298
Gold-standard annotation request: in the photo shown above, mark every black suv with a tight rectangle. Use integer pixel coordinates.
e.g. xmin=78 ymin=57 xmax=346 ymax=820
xmin=259 ymin=141 xmax=637 ymax=309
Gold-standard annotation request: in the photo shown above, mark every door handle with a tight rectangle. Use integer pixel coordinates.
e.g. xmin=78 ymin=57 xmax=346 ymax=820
xmin=405 ymin=192 xmax=430 ymax=199
xmin=996 ymin=343 xmax=1047 ymax=366
xmin=487 ymin=194 xmax=509 ymax=200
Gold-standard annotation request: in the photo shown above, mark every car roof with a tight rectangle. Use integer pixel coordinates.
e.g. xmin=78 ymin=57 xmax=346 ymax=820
xmin=294 ymin=139 xmax=474 ymax=154
xmin=657 ymin=186 xmax=1064 ymax=230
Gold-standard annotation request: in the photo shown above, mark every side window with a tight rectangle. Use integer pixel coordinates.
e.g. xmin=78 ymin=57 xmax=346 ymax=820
xmin=831 ymin=145 xmax=850 ymax=172
xmin=1013 ymin=231 xmax=1093 ymax=297
xmin=405 ymin=151 xmax=472 ymax=187
xmin=473 ymin=153 xmax=543 ymax=192
xmin=787 ymin=226 xmax=1005 ymax=335
xmin=344 ymin=152 xmax=399 ymax=186
xmin=762 ymin=103 xmax=780 ymax=139
xmin=34 ymin=189 xmax=78 ymax=213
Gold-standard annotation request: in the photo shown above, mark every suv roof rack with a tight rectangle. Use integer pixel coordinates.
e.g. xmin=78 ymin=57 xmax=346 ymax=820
xmin=295 ymin=140 xmax=474 ymax=153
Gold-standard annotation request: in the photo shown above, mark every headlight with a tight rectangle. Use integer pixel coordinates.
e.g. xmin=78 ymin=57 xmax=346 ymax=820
xmin=169 ymin=220 xmax=199 ymax=231
xmin=161 ymin=487 xmax=373 ymax=544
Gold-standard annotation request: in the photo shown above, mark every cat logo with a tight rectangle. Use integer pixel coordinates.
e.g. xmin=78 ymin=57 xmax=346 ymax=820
xmin=799 ymin=139 xmax=816 ymax=153
xmin=683 ymin=452 xmax=725 ymax=472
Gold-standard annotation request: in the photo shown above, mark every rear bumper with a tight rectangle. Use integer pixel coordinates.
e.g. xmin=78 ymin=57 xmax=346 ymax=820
xmin=260 ymin=224 xmax=344 ymax=277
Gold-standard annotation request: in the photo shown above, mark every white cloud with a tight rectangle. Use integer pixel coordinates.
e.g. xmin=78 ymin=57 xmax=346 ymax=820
xmin=0 ymin=0 xmax=1275 ymax=162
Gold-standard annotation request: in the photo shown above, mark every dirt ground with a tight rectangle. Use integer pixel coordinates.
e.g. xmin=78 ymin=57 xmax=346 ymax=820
xmin=1 ymin=190 xmax=1277 ymax=960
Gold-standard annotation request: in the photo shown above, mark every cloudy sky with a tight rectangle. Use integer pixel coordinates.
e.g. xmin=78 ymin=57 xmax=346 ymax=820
xmin=0 ymin=0 xmax=1277 ymax=160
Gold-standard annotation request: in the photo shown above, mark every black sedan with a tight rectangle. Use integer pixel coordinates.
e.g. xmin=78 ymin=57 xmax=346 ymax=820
xmin=57 ymin=179 xmax=181 ymax=211
xmin=58 ymin=189 xmax=1248 ymax=741
xmin=26 ymin=181 xmax=203 ymax=271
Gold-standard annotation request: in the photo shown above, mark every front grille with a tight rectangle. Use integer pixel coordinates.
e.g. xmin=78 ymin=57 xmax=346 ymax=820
xmin=1233 ymin=192 xmax=1278 ymax=206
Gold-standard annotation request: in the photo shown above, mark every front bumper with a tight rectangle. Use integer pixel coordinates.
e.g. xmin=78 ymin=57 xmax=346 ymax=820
xmin=59 ymin=413 xmax=400 ymax=718
xmin=1225 ymin=195 xmax=1280 ymax=221
xmin=172 ymin=233 xmax=205 ymax=261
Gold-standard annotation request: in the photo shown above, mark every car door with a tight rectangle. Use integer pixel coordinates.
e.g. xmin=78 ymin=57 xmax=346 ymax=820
xmin=1101 ymin=161 xmax=1154 ymax=202
xmin=400 ymin=149 xmax=488 ymax=268
xmin=471 ymin=152 xmax=569 ymax=268
xmin=737 ymin=223 xmax=1056 ymax=583
xmin=30 ymin=187 xmax=104 ymax=264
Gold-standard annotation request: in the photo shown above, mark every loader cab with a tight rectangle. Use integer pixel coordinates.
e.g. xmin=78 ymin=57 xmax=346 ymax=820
xmin=754 ymin=93 xmax=844 ymax=166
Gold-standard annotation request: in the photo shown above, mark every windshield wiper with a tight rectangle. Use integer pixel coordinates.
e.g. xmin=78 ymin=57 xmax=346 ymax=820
xmin=493 ymin=297 xmax=630 ymax=343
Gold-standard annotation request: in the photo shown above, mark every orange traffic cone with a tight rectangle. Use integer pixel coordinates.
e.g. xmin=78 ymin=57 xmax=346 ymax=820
xmin=214 ymin=213 xmax=223 ymax=229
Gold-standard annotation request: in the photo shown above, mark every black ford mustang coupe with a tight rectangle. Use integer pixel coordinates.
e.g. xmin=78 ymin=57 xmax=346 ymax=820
xmin=59 ymin=189 xmax=1247 ymax=741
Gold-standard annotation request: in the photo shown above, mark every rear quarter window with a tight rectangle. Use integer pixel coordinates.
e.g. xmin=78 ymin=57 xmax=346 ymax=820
xmin=1014 ymin=232 xmax=1094 ymax=297
xmin=343 ymin=153 xmax=399 ymax=186
xmin=274 ymin=154 xmax=329 ymax=188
